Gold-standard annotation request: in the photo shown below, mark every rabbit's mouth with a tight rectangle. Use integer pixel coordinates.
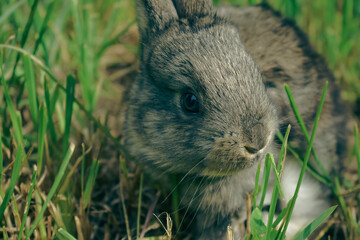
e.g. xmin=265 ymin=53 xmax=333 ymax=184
xmin=199 ymin=132 xmax=273 ymax=177
xmin=201 ymin=154 xmax=262 ymax=177
xmin=201 ymin=147 xmax=265 ymax=176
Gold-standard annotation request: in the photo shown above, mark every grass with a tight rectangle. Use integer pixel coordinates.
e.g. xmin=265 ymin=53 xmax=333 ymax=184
xmin=0 ymin=0 xmax=359 ymax=239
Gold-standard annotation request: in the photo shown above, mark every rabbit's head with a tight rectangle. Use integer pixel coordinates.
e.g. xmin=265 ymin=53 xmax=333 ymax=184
xmin=124 ymin=0 xmax=277 ymax=176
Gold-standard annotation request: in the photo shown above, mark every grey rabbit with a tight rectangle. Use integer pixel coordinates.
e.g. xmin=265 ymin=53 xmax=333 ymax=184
xmin=123 ymin=0 xmax=350 ymax=239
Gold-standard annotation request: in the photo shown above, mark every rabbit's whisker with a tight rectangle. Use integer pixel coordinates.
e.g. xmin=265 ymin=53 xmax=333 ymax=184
xmin=161 ymin=158 xmax=206 ymax=204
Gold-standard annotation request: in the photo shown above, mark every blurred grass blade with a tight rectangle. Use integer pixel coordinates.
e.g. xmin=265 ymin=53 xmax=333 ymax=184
xmin=81 ymin=144 xmax=86 ymax=194
xmin=0 ymin=0 xmax=27 ymax=26
xmin=281 ymin=82 xmax=328 ymax=237
xmin=34 ymin=190 xmax=47 ymax=238
xmin=17 ymin=170 xmax=36 ymax=240
xmin=0 ymin=147 xmax=24 ymax=220
xmin=0 ymin=122 xmax=3 ymax=194
xmin=71 ymin=0 xmax=94 ymax=112
xmin=354 ymin=125 xmax=360 ymax=181
xmin=10 ymin=0 xmax=39 ymax=84
xmin=293 ymin=206 xmax=337 ymax=240
xmin=334 ymin=176 xmax=360 ymax=235
xmin=96 ymin=19 xmax=136 ymax=60
xmin=120 ymin=156 xmax=129 ymax=178
xmin=1 ymin=50 xmax=23 ymax=144
xmin=137 ymin=173 xmax=144 ymax=239
xmin=23 ymin=54 xmax=39 ymax=127
xmin=62 ymin=75 xmax=75 ymax=157
xmin=37 ymin=104 xmax=47 ymax=175
xmin=44 ymin=78 xmax=57 ymax=142
xmin=2 ymin=227 xmax=9 ymax=240
xmin=26 ymin=144 xmax=75 ymax=239
xmin=0 ymin=44 xmax=132 ymax=160
xmin=285 ymin=0 xmax=297 ymax=19
xmin=83 ymin=159 xmax=100 ymax=208
xmin=56 ymin=228 xmax=77 ymax=240
xmin=33 ymin=0 xmax=60 ymax=54
xmin=11 ymin=195 xmax=21 ymax=228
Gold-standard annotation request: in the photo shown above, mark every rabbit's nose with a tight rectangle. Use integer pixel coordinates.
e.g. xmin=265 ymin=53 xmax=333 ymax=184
xmin=244 ymin=145 xmax=259 ymax=154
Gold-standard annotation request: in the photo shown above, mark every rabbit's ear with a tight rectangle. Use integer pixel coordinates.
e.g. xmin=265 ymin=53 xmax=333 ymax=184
xmin=172 ymin=0 xmax=213 ymax=19
xmin=136 ymin=0 xmax=178 ymax=41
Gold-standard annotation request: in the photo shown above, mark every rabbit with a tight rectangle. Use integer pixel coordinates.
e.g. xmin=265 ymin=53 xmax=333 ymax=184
xmin=123 ymin=0 xmax=350 ymax=239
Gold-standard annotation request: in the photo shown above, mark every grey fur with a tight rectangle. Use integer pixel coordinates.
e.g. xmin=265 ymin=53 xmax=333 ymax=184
xmin=124 ymin=1 xmax=350 ymax=239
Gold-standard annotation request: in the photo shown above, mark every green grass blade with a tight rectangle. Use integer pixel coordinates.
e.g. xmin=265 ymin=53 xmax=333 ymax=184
xmin=56 ymin=228 xmax=77 ymax=240
xmin=23 ymin=0 xmax=39 ymax=38
xmin=11 ymin=194 xmax=21 ymax=228
xmin=50 ymin=85 xmax=60 ymax=121
xmin=293 ymin=206 xmax=337 ymax=240
xmin=0 ymin=147 xmax=24 ymax=220
xmin=96 ymin=19 xmax=136 ymax=60
xmin=276 ymin=131 xmax=331 ymax=185
xmin=284 ymin=83 xmax=330 ymax=179
xmin=2 ymin=227 xmax=9 ymax=240
xmin=37 ymin=104 xmax=47 ymax=175
xmin=0 ymin=121 xmax=3 ymax=194
xmin=0 ymin=45 xmax=132 ymax=160
xmin=285 ymin=0 xmax=297 ymax=19
xmin=272 ymin=199 xmax=292 ymax=228
xmin=354 ymin=125 xmax=360 ymax=181
xmin=253 ymin=162 xmax=262 ymax=209
xmin=280 ymin=82 xmax=328 ymax=238
xmin=33 ymin=0 xmax=60 ymax=54
xmin=120 ymin=156 xmax=129 ymax=178
xmin=258 ymin=154 xmax=271 ymax=210
xmin=277 ymin=124 xmax=291 ymax=176
xmin=17 ymin=170 xmax=36 ymax=240
xmin=44 ymin=78 xmax=57 ymax=142
xmin=34 ymin=190 xmax=47 ymax=239
xmin=23 ymin=54 xmax=39 ymax=128
xmin=1 ymin=50 xmax=23 ymax=144
xmin=263 ymin=125 xmax=290 ymax=238
xmin=83 ymin=159 xmax=100 ymax=208
xmin=71 ymin=0 xmax=94 ymax=112
xmin=334 ymin=176 xmax=360 ymax=235
xmin=81 ymin=143 xmax=86 ymax=194
xmin=26 ymin=143 xmax=75 ymax=239
xmin=62 ymin=75 xmax=75 ymax=157
xmin=0 ymin=0 xmax=27 ymax=26
xmin=264 ymin=154 xmax=282 ymax=239
xmin=269 ymin=154 xmax=285 ymax=199
xmin=10 ymin=0 xmax=39 ymax=84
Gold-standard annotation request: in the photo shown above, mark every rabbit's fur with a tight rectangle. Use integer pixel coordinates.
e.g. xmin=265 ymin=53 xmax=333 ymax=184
xmin=124 ymin=0 xmax=349 ymax=239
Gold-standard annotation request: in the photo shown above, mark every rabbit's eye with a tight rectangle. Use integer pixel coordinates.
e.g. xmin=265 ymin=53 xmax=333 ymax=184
xmin=181 ymin=93 xmax=199 ymax=113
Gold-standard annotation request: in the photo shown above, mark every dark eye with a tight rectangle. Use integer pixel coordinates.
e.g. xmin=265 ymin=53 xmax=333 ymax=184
xmin=181 ymin=93 xmax=200 ymax=113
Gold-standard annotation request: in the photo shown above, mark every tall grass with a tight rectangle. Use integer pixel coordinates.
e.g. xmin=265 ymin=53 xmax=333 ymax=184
xmin=0 ymin=0 xmax=359 ymax=239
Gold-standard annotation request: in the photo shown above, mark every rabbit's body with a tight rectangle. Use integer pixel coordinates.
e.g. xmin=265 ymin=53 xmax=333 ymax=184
xmin=124 ymin=1 xmax=349 ymax=239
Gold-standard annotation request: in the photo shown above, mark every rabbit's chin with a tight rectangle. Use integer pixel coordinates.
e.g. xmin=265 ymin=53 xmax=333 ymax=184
xmin=199 ymin=155 xmax=262 ymax=177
